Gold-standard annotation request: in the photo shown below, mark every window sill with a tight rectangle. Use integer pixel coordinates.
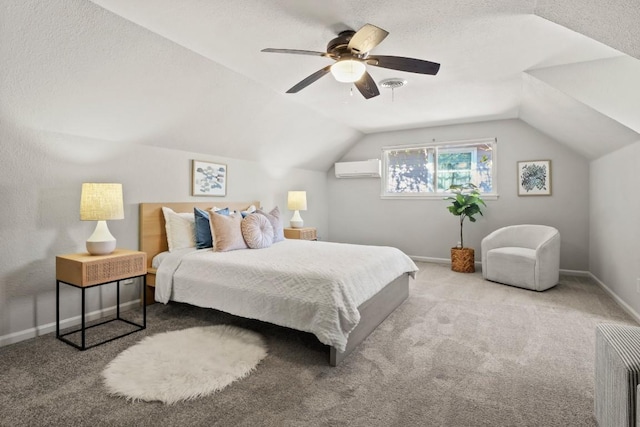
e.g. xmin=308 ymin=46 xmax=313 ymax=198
xmin=380 ymin=193 xmax=499 ymax=201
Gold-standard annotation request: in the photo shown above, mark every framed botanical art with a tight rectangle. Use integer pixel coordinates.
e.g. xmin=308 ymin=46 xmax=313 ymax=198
xmin=192 ymin=160 xmax=227 ymax=196
xmin=517 ymin=160 xmax=551 ymax=196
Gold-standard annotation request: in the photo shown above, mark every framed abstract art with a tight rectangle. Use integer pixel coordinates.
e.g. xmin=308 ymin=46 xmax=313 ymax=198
xmin=192 ymin=160 xmax=227 ymax=196
xmin=517 ymin=160 xmax=551 ymax=196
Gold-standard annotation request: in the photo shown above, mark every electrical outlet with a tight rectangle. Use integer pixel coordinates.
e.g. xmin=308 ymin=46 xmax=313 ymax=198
xmin=122 ymin=279 xmax=134 ymax=285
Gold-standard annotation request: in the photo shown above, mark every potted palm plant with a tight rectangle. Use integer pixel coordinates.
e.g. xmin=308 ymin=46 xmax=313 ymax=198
xmin=445 ymin=183 xmax=486 ymax=273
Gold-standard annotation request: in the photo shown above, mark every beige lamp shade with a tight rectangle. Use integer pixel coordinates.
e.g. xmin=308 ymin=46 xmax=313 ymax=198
xmin=287 ymin=191 xmax=307 ymax=211
xmin=80 ymin=183 xmax=124 ymax=220
xmin=80 ymin=183 xmax=124 ymax=255
xmin=287 ymin=191 xmax=307 ymax=229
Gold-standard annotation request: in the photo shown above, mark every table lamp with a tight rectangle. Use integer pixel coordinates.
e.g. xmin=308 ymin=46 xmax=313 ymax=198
xmin=80 ymin=183 xmax=124 ymax=255
xmin=287 ymin=191 xmax=307 ymax=228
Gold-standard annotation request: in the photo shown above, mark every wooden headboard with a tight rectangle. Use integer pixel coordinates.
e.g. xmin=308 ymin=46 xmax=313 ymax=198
xmin=139 ymin=201 xmax=260 ymax=269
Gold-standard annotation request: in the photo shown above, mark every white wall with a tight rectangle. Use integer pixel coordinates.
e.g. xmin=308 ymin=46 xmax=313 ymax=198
xmin=589 ymin=141 xmax=640 ymax=313
xmin=0 ymin=121 xmax=328 ymax=343
xmin=327 ymin=119 xmax=590 ymax=271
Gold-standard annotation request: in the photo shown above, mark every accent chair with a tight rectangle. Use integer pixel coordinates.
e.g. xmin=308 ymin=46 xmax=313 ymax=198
xmin=481 ymin=224 xmax=560 ymax=291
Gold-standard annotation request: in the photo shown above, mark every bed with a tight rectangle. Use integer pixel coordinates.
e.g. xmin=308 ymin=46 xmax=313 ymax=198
xmin=139 ymin=202 xmax=418 ymax=366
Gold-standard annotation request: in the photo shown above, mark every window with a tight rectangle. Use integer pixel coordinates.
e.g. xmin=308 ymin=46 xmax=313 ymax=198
xmin=381 ymin=138 xmax=497 ymax=198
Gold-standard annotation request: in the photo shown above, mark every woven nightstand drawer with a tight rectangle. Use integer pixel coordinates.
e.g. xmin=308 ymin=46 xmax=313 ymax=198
xmin=299 ymin=229 xmax=317 ymax=240
xmin=284 ymin=227 xmax=317 ymax=241
xmin=56 ymin=249 xmax=146 ymax=287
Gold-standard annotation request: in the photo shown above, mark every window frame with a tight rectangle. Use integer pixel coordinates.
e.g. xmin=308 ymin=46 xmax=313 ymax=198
xmin=380 ymin=138 xmax=498 ymax=200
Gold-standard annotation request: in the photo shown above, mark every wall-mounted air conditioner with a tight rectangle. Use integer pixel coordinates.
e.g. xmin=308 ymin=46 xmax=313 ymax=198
xmin=334 ymin=159 xmax=381 ymax=178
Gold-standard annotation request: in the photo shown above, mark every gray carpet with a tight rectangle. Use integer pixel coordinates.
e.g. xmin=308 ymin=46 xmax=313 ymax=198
xmin=0 ymin=262 xmax=636 ymax=427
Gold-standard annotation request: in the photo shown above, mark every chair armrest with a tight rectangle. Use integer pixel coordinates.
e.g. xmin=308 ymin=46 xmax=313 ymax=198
xmin=481 ymin=228 xmax=508 ymax=277
xmin=535 ymin=232 xmax=561 ymax=288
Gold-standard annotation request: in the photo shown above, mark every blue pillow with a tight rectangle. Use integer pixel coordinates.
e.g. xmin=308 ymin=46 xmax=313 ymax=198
xmin=194 ymin=207 xmax=212 ymax=249
xmin=194 ymin=207 xmax=230 ymax=249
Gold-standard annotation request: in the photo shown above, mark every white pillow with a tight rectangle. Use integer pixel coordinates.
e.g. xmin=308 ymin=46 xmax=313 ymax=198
xmin=161 ymin=207 xmax=195 ymax=252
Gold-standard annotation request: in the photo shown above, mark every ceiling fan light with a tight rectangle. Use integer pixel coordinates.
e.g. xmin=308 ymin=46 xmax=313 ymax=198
xmin=330 ymin=60 xmax=366 ymax=83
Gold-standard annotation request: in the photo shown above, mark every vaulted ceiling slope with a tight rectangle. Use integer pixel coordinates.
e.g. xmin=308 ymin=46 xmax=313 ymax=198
xmin=1 ymin=0 xmax=361 ymax=171
xmin=522 ymin=56 xmax=640 ymax=159
xmin=525 ymin=0 xmax=640 ymax=159
xmin=2 ymin=1 xmax=639 ymax=173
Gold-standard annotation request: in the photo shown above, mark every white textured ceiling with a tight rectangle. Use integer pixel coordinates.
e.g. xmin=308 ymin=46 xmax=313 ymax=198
xmin=2 ymin=0 xmax=639 ymax=171
xmin=90 ymin=0 xmax=624 ymax=133
xmin=536 ymin=0 xmax=640 ymax=61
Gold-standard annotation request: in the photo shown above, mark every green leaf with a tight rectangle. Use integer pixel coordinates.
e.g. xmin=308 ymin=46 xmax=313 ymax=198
xmin=447 ymin=206 xmax=460 ymax=215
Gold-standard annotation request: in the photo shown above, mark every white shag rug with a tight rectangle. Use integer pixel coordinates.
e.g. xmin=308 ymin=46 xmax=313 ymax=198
xmin=102 ymin=325 xmax=267 ymax=404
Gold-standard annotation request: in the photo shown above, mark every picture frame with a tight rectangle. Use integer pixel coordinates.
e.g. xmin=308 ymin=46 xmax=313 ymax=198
xmin=517 ymin=160 xmax=551 ymax=196
xmin=192 ymin=160 xmax=227 ymax=197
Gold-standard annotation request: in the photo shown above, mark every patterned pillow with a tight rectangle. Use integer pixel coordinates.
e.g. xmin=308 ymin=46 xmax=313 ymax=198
xmin=255 ymin=206 xmax=284 ymax=243
xmin=162 ymin=207 xmax=195 ymax=252
xmin=241 ymin=213 xmax=274 ymax=249
xmin=208 ymin=211 xmax=248 ymax=252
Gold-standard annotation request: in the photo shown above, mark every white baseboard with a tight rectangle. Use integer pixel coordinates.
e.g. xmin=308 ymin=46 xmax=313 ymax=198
xmin=559 ymin=268 xmax=591 ymax=276
xmin=410 ymin=255 xmax=484 ymax=268
xmin=410 ymin=255 xmax=450 ymax=264
xmin=0 ymin=299 xmax=141 ymax=348
xmin=411 ymin=256 xmax=592 ymax=277
xmin=588 ymin=273 xmax=640 ymax=324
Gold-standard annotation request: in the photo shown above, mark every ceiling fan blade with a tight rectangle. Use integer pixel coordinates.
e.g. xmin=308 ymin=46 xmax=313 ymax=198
xmin=367 ymin=55 xmax=440 ymax=75
xmin=348 ymin=24 xmax=389 ymax=54
xmin=261 ymin=48 xmax=330 ymax=58
xmin=286 ymin=65 xmax=332 ymax=93
xmin=354 ymin=71 xmax=380 ymax=99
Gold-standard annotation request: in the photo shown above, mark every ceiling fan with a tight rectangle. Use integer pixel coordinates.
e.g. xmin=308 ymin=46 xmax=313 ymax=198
xmin=261 ymin=23 xmax=440 ymax=99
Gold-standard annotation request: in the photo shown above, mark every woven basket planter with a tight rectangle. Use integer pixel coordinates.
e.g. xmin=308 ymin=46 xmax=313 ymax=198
xmin=451 ymin=247 xmax=475 ymax=273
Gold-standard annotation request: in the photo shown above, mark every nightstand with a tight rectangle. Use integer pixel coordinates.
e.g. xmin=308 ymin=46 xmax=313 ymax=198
xmin=56 ymin=249 xmax=147 ymax=350
xmin=284 ymin=227 xmax=317 ymax=241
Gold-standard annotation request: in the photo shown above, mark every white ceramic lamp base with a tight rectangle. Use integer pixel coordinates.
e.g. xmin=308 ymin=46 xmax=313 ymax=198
xmin=290 ymin=210 xmax=304 ymax=228
xmin=86 ymin=220 xmax=117 ymax=255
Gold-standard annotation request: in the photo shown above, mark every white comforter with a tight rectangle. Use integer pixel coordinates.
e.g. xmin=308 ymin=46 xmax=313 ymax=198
xmin=155 ymin=240 xmax=418 ymax=352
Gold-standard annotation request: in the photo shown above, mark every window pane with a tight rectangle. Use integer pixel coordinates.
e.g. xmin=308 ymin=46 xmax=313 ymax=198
xmin=385 ymin=147 xmax=434 ymax=193
xmin=437 ymin=150 xmax=473 ymax=191
xmin=381 ymin=139 xmax=495 ymax=197
xmin=476 ymin=145 xmax=493 ymax=193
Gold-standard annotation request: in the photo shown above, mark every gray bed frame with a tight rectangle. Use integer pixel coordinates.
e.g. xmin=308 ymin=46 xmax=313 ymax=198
xmin=330 ymin=273 xmax=410 ymax=366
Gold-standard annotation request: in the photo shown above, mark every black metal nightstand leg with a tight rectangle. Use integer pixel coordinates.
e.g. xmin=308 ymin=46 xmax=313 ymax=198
xmin=142 ymin=276 xmax=147 ymax=328
xmin=81 ymin=287 xmax=86 ymax=350
xmin=116 ymin=280 xmax=121 ymax=319
xmin=56 ymin=280 xmax=60 ymax=338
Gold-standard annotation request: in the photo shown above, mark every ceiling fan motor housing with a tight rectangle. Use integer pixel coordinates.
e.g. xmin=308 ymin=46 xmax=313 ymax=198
xmin=327 ymin=30 xmax=356 ymax=58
